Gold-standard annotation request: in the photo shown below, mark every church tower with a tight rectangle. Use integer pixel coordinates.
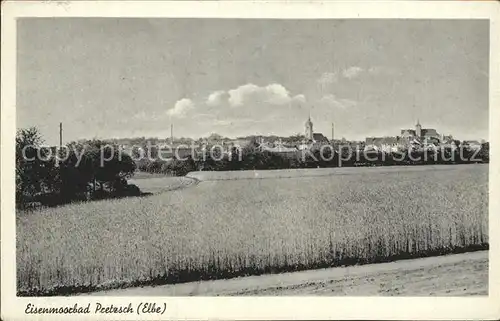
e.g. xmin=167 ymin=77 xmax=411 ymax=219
xmin=305 ymin=115 xmax=313 ymax=141
xmin=415 ymin=119 xmax=422 ymax=137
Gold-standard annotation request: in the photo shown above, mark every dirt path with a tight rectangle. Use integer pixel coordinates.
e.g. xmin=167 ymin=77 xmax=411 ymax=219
xmin=128 ymin=175 xmax=198 ymax=194
xmin=87 ymin=251 xmax=488 ymax=296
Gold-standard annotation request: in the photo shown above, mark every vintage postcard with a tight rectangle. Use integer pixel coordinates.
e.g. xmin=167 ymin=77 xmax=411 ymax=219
xmin=1 ymin=1 xmax=500 ymax=320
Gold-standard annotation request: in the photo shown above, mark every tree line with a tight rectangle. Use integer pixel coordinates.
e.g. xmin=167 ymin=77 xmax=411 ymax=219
xmin=138 ymin=138 xmax=490 ymax=176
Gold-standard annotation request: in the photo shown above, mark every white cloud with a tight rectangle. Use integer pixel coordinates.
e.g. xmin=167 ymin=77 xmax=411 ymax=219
xmin=264 ymin=84 xmax=291 ymax=105
xmin=342 ymin=66 xmax=363 ymax=79
xmin=320 ymin=94 xmax=338 ymax=105
xmin=228 ymin=83 xmax=260 ymax=107
xmin=318 ymin=66 xmax=385 ymax=86
xmin=320 ymin=94 xmax=357 ymax=109
xmin=167 ymin=98 xmax=194 ymax=117
xmin=206 ymin=90 xmax=228 ymax=107
xmin=169 ymin=84 xmax=307 ymax=131
xmin=317 ymin=72 xmax=338 ymax=87
xmin=223 ymin=83 xmax=301 ymax=107
xmin=292 ymin=94 xmax=306 ymax=103
xmin=338 ymin=99 xmax=357 ymax=109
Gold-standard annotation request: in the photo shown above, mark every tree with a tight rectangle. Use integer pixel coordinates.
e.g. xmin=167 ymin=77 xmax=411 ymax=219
xmin=207 ymin=133 xmax=223 ymax=142
xmin=83 ymin=140 xmax=136 ymax=193
xmin=287 ymin=133 xmax=306 ymax=144
xmin=57 ymin=142 xmax=96 ymax=202
xmin=247 ymin=136 xmax=261 ymax=149
xmin=15 ymin=127 xmax=57 ymax=207
xmin=131 ymin=145 xmax=144 ymax=159
xmin=478 ymin=142 xmax=489 ymax=163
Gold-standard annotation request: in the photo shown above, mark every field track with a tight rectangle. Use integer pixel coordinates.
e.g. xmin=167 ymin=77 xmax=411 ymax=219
xmin=129 ymin=174 xmax=198 ymax=194
xmin=85 ymin=250 xmax=488 ymax=296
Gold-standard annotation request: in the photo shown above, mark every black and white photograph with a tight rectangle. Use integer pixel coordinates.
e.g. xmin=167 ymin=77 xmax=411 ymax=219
xmin=2 ymin=1 xmax=499 ymax=320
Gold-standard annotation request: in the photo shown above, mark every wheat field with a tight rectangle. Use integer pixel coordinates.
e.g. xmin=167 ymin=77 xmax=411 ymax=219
xmin=16 ymin=164 xmax=488 ymax=295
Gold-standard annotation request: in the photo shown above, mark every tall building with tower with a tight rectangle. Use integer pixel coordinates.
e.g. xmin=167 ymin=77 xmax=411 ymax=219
xmin=304 ymin=116 xmax=329 ymax=144
xmin=400 ymin=120 xmax=439 ymax=141
xmin=366 ymin=119 xmax=445 ymax=152
xmin=305 ymin=116 xmax=313 ymax=140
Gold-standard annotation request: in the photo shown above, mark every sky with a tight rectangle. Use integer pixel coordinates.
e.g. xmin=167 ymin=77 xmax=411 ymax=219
xmin=17 ymin=18 xmax=489 ymax=145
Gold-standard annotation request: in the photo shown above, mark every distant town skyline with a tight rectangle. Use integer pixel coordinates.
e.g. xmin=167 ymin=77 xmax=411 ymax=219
xmin=17 ymin=19 xmax=489 ymax=145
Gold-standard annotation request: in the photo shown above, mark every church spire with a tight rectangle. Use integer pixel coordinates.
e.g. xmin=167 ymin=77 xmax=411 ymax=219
xmin=415 ymin=119 xmax=422 ymax=137
xmin=305 ymin=108 xmax=313 ymax=140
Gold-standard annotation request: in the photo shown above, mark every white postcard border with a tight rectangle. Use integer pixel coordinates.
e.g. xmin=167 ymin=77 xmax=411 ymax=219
xmin=2 ymin=1 xmax=499 ymax=320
